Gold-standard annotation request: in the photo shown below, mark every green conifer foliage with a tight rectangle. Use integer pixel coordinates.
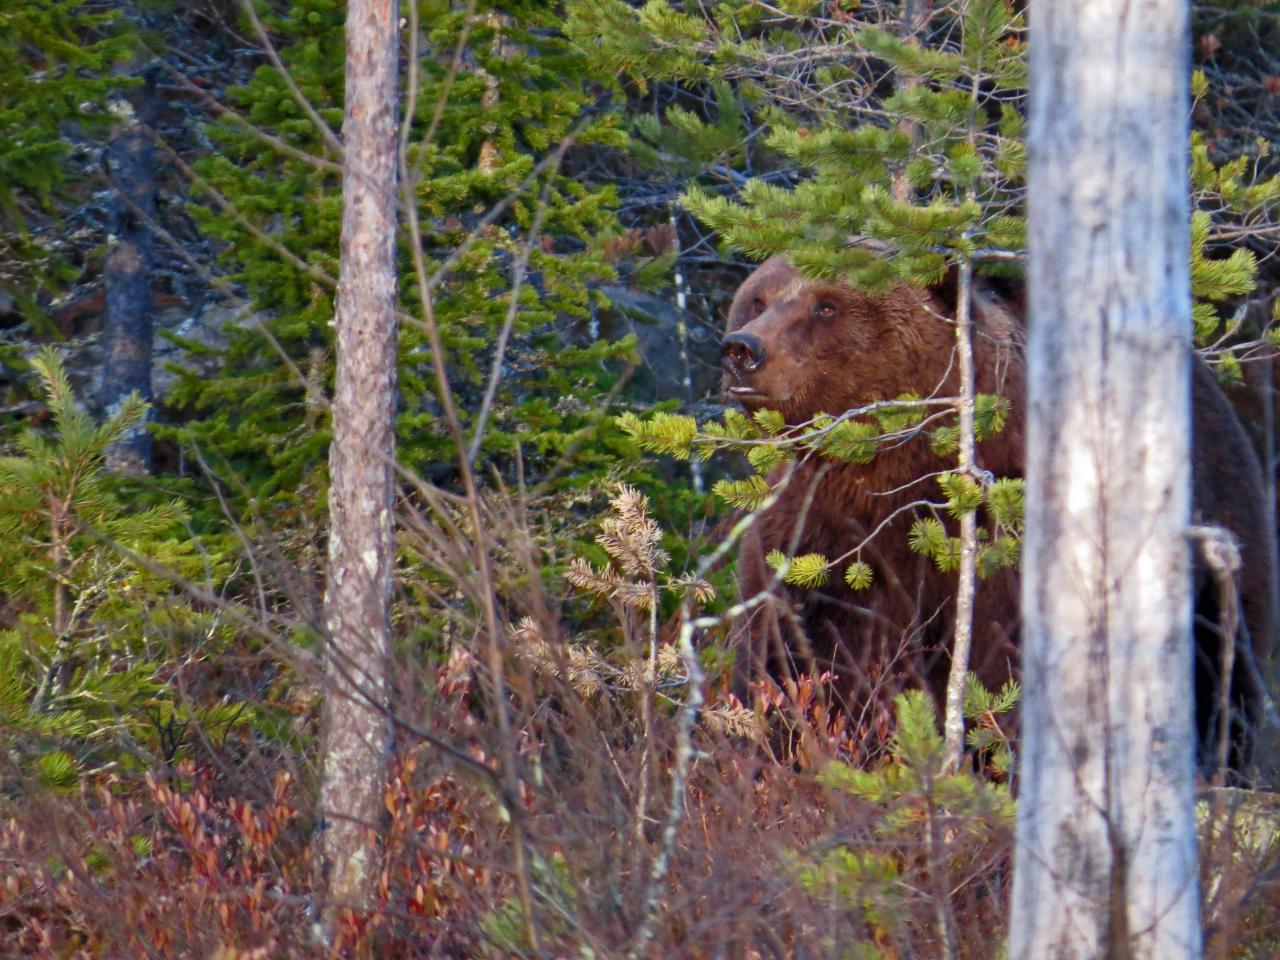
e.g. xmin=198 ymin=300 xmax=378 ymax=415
xmin=170 ymin=0 xmax=648 ymax=519
xmin=0 ymin=0 xmax=130 ymax=324
xmin=570 ymin=0 xmax=1029 ymax=284
xmin=708 ymin=3 xmax=1015 ymax=283
xmin=578 ymin=0 xmax=1279 ymax=591
xmin=572 ymin=2 xmax=1036 ymax=601
xmin=797 ymin=690 xmax=1016 ymax=947
xmin=569 ymin=2 xmax=1278 ymax=333
xmin=0 ymin=351 xmax=244 ymax=786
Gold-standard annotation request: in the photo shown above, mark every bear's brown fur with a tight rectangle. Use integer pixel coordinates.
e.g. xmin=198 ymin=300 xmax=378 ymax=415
xmin=721 ymin=255 xmax=1277 ymax=763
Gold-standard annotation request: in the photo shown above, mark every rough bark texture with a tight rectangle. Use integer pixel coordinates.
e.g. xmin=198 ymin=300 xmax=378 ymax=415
xmin=101 ymin=72 xmax=158 ymax=475
xmin=1010 ymin=1 xmax=1202 ymax=957
xmin=316 ymin=0 xmax=399 ymax=938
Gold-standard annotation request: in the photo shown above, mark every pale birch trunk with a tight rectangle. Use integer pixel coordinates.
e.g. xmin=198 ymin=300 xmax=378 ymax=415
xmin=1009 ymin=0 xmax=1202 ymax=957
xmin=315 ymin=0 xmax=399 ymax=939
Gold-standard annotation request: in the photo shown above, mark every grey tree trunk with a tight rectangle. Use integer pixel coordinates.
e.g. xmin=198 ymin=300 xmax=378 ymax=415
xmin=101 ymin=72 xmax=157 ymax=475
xmin=315 ymin=0 xmax=399 ymax=939
xmin=1009 ymin=1 xmax=1202 ymax=958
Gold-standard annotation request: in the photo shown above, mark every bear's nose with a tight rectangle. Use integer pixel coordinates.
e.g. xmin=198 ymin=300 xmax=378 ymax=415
xmin=720 ymin=332 xmax=766 ymax=372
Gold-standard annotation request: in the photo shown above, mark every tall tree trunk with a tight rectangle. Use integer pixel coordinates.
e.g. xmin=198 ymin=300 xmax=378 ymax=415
xmin=101 ymin=71 xmax=157 ymax=475
xmin=315 ymin=0 xmax=399 ymax=939
xmin=1010 ymin=1 xmax=1201 ymax=958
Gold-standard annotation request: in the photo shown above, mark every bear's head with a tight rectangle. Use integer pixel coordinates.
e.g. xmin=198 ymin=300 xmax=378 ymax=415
xmin=720 ymin=255 xmax=954 ymax=425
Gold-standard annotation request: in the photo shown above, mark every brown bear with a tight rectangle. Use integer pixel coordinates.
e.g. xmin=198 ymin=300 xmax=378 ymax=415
xmin=720 ymin=254 xmax=1277 ymax=766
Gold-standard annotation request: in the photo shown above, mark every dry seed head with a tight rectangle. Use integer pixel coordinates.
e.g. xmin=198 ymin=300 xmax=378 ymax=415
xmin=519 ymin=637 xmax=606 ymax=698
xmin=509 ymin=616 xmax=544 ymax=647
xmin=656 ymin=644 xmax=684 ymax=677
xmin=670 ymin=574 xmax=716 ymax=604
xmin=598 ymin=484 xmax=668 ymax=578
xmin=565 ymin=556 xmax=622 ymax=599
xmin=702 ymin=703 xmax=760 ymax=740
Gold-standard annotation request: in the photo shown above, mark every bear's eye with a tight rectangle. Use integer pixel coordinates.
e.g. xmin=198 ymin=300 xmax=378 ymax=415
xmin=813 ymin=300 xmax=837 ymax=320
xmin=752 ymin=296 xmax=766 ymax=315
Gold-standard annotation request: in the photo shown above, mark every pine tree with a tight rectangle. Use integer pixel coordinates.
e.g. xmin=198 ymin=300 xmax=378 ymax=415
xmin=0 ymin=351 xmax=241 ymax=786
xmin=0 ymin=0 xmax=131 ymax=328
xmin=169 ymin=0 xmax=647 ymax=526
xmin=800 ymin=690 xmax=1016 ymax=951
xmin=315 ymin=0 xmax=400 ymax=932
xmin=568 ymin=0 xmax=1279 ymax=361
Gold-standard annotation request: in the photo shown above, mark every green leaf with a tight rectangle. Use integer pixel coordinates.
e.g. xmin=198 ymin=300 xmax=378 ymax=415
xmin=1191 ymin=69 xmax=1209 ymax=101
xmin=930 ymin=425 xmax=959 ymax=455
xmin=712 ymin=474 xmax=772 ymax=510
xmin=1193 ymin=302 xmax=1221 ymax=342
xmin=703 ymin=407 xmax=762 ymax=442
xmin=974 ymin=394 xmax=1009 ymax=440
xmin=872 ymin=394 xmax=927 ymax=433
xmin=986 ymin=478 xmax=1024 ymax=531
xmin=1191 ymin=211 xmax=1256 ymax=302
xmin=38 ymin=751 xmax=79 ymax=789
xmin=767 ymin=550 xmax=830 ymax=588
xmin=908 ymin=517 xmax=947 ymax=557
xmin=618 ymin=411 xmax=698 ymax=460
xmin=977 ymin=535 xmax=1020 ymax=577
xmin=823 ymin=419 xmax=880 ymax=463
xmin=752 ymin=408 xmax=786 ymax=435
xmin=890 ymin=691 xmax=946 ymax=774
xmin=747 ymin=442 xmax=789 ymax=473
xmin=1215 ymin=353 xmax=1243 ymax=385
xmin=938 ymin=472 xmax=984 ymax=517
xmin=844 ymin=561 xmax=874 ymax=590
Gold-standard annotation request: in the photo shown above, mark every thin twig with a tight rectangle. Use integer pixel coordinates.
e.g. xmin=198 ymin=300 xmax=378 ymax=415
xmin=397 ymin=35 xmax=541 ymax=953
xmin=467 ymin=170 xmax=560 ymax=466
xmin=943 ymin=253 xmax=978 ymax=777
xmin=627 ymin=603 xmax=705 ymax=960
xmin=923 ymin=759 xmax=960 ymax=960
xmin=943 ymin=49 xmax=985 ymax=780
xmin=240 ymin=0 xmax=343 ymax=157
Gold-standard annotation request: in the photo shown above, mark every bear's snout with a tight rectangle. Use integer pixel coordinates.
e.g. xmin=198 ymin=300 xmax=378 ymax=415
xmin=721 ymin=331 xmax=767 ymax=374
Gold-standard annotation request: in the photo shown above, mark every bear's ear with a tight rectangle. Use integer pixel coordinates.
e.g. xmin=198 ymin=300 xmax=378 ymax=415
xmin=927 ymin=264 xmax=960 ymax=312
xmin=979 ymin=272 xmax=1027 ymax=317
xmin=927 ymin=264 xmax=1026 ymax=318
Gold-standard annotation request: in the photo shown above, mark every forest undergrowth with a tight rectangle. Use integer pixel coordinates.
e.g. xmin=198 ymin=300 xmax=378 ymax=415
xmin=2 ymin=451 xmax=1278 ymax=958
